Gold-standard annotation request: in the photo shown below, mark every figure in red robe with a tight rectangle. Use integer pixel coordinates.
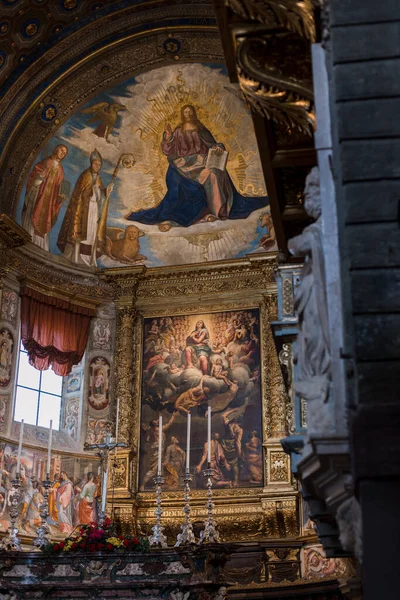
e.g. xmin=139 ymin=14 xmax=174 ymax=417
xmin=21 ymin=144 xmax=68 ymax=251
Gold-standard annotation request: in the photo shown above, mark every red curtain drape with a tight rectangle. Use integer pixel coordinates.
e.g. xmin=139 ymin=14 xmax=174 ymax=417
xmin=20 ymin=286 xmax=96 ymax=376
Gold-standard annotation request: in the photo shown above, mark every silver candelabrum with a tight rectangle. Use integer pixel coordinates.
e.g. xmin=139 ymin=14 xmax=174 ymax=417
xmin=148 ymin=474 xmax=167 ymax=548
xmin=0 ymin=474 xmax=22 ymax=552
xmin=198 ymin=465 xmax=220 ymax=544
xmin=175 ymin=471 xmax=196 ymax=546
xmin=33 ymin=477 xmax=53 ymax=549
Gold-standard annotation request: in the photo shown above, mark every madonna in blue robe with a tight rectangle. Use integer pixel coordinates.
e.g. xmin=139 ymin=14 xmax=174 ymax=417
xmin=126 ymin=105 xmax=268 ymax=230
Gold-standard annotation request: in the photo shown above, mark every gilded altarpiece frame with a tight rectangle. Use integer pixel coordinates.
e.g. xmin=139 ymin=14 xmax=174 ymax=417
xmin=107 ymin=257 xmax=297 ymax=543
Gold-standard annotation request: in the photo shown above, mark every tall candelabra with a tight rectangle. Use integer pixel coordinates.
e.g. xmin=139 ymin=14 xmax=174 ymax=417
xmin=0 ymin=474 xmax=22 ymax=552
xmin=148 ymin=474 xmax=167 ymax=548
xmin=175 ymin=471 xmax=196 ymax=546
xmin=198 ymin=466 xmax=220 ymax=544
xmin=84 ymin=422 xmax=128 ymax=527
xmin=33 ymin=477 xmax=53 ymax=549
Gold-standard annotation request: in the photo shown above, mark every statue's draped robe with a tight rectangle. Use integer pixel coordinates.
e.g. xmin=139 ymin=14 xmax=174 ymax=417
xmin=127 ymin=124 xmax=268 ymax=227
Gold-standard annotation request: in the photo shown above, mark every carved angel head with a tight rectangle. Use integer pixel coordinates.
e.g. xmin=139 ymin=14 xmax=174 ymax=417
xmin=304 ymin=167 xmax=321 ymax=220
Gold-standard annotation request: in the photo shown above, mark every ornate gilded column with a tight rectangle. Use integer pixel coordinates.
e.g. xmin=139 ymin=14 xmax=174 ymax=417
xmin=102 ymin=267 xmax=145 ymax=517
xmin=261 ymin=292 xmax=295 ymax=534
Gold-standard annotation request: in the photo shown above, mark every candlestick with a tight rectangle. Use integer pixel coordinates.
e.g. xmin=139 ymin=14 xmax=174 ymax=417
xmin=16 ymin=419 xmax=24 ymax=475
xmin=207 ymin=407 xmax=211 ymax=463
xmin=157 ymin=415 xmax=162 ymax=475
xmin=175 ymin=472 xmax=195 ymax=546
xmin=46 ymin=420 xmax=52 ymax=476
xmin=198 ymin=467 xmax=220 ymax=545
xmin=33 ymin=476 xmax=53 ymax=549
xmin=0 ymin=474 xmax=22 ymax=551
xmin=148 ymin=474 xmax=167 ymax=547
xmin=186 ymin=412 xmax=191 ymax=472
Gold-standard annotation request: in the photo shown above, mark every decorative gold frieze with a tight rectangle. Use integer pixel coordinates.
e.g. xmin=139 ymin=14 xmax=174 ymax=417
xmin=135 ymin=257 xmax=276 ymax=303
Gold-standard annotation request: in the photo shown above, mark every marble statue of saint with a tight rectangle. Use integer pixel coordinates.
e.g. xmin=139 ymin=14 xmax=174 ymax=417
xmin=288 ymin=167 xmax=331 ymax=410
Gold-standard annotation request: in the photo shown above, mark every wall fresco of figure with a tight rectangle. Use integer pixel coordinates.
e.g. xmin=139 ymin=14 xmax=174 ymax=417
xmin=0 ymin=442 xmax=100 ymax=538
xmin=16 ymin=64 xmax=276 ymax=268
xmin=88 ymin=357 xmax=110 ymax=412
xmin=138 ymin=309 xmax=263 ymax=491
xmin=0 ymin=329 xmax=13 ymax=388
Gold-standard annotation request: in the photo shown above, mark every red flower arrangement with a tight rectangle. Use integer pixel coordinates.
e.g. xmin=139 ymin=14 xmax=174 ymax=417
xmin=43 ymin=517 xmax=149 ymax=554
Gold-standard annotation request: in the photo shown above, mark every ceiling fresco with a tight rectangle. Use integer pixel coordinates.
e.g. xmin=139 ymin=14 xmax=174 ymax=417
xmin=16 ymin=62 xmax=275 ymax=268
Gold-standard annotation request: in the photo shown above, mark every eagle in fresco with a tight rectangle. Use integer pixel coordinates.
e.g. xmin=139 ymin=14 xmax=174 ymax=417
xmin=81 ymin=102 xmax=126 ymax=141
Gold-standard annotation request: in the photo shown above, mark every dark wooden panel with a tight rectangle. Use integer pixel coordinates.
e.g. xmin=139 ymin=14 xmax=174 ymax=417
xmin=338 ymin=98 xmax=400 ymax=140
xmin=344 ymin=181 xmax=400 ymax=224
xmin=330 ymin=0 xmax=400 ymax=26
xmin=351 ymin=269 xmax=400 ymax=312
xmin=334 ymin=59 xmax=400 ymax=101
xmin=332 ymin=22 xmax=400 ymax=63
xmin=347 ymin=222 xmax=400 ymax=268
xmin=354 ymin=314 xmax=400 ymax=360
xmin=352 ymin=406 xmax=400 ymax=477
xmin=341 ymin=140 xmax=400 ymax=181
xmin=358 ymin=361 xmax=400 ymax=404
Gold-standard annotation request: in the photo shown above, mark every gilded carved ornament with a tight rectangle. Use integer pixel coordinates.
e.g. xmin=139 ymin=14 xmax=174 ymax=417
xmin=237 ymin=39 xmax=316 ymax=136
xmin=227 ymin=0 xmax=316 ymax=41
xmin=227 ymin=0 xmax=316 ymax=136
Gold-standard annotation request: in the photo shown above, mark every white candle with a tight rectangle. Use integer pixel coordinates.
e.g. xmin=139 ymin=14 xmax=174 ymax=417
xmin=115 ymin=398 xmax=120 ymax=441
xmin=16 ymin=419 xmax=24 ymax=475
xmin=207 ymin=406 xmax=211 ymax=464
xmin=157 ymin=415 xmax=162 ymax=475
xmin=114 ymin=398 xmax=120 ymax=459
xmin=101 ymin=455 xmax=109 ymax=514
xmin=46 ymin=419 xmax=53 ymax=477
xmin=186 ymin=412 xmax=191 ymax=472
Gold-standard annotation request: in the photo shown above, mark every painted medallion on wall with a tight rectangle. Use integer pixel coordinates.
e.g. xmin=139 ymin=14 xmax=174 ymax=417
xmin=16 ymin=64 xmax=275 ymax=268
xmin=88 ymin=357 xmax=110 ymax=411
xmin=0 ymin=289 xmax=18 ymax=326
xmin=62 ymin=396 xmax=80 ymax=439
xmin=0 ymin=442 xmax=100 ymax=539
xmin=92 ymin=319 xmax=112 ymax=350
xmin=139 ymin=309 xmax=263 ymax=491
xmin=0 ymin=328 xmax=13 ymax=388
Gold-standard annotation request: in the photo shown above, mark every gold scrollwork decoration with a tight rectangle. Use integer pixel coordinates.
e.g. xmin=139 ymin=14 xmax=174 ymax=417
xmin=238 ymin=70 xmax=316 ymax=137
xmin=227 ymin=0 xmax=316 ymax=42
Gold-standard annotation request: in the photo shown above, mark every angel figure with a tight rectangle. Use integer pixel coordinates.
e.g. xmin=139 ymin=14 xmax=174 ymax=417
xmin=170 ymin=590 xmax=190 ymax=600
xmin=81 ymin=102 xmax=126 ymax=141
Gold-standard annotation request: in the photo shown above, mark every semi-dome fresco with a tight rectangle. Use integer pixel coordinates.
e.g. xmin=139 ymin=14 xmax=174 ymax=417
xmin=16 ymin=63 xmax=275 ymax=268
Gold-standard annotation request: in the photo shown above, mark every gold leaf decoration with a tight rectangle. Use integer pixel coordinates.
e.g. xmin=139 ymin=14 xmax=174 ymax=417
xmin=228 ymin=0 xmax=316 ymax=42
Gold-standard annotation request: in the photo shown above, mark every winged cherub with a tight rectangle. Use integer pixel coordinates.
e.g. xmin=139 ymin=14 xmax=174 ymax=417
xmin=82 ymin=102 xmax=126 ymax=141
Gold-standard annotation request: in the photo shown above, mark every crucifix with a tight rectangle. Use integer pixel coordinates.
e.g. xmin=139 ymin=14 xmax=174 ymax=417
xmin=84 ymin=406 xmax=128 ymax=527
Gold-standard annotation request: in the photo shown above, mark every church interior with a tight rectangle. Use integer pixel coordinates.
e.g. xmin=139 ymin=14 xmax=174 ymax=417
xmin=0 ymin=1 xmax=398 ymax=599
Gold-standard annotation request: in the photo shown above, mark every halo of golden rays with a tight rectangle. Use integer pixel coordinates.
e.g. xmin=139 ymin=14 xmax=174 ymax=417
xmin=130 ymin=68 xmax=266 ymax=210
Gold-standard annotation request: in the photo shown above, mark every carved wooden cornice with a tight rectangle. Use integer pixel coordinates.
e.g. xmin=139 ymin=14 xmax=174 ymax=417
xmin=0 ymin=214 xmax=31 ymax=249
xmin=3 ymin=243 xmax=113 ymax=308
xmin=135 ymin=255 xmax=277 ymax=305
